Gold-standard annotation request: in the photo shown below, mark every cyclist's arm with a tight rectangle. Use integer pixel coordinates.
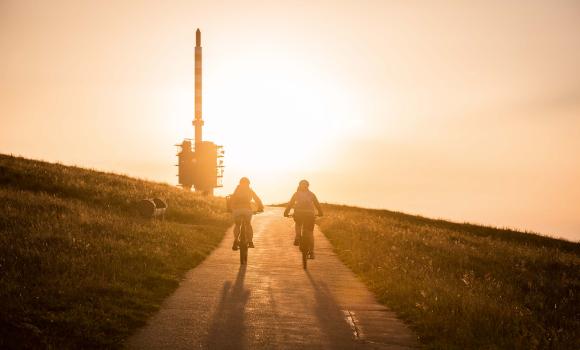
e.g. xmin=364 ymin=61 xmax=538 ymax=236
xmin=284 ymin=193 xmax=296 ymax=216
xmin=252 ymin=190 xmax=264 ymax=211
xmin=312 ymin=193 xmax=323 ymax=216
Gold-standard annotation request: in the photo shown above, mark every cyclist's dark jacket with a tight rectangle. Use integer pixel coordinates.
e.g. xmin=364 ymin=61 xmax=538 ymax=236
xmin=231 ymin=185 xmax=263 ymax=211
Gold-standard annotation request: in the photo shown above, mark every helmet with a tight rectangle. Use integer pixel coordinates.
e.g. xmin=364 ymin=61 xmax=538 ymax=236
xmin=239 ymin=177 xmax=250 ymax=185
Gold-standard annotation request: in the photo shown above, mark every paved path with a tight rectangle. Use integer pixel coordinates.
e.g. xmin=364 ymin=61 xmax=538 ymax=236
xmin=127 ymin=208 xmax=417 ymax=349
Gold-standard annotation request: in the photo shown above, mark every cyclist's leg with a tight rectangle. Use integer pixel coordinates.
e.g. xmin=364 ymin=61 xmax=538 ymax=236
xmin=293 ymin=213 xmax=303 ymax=246
xmin=245 ymin=213 xmax=255 ymax=247
xmin=232 ymin=213 xmax=242 ymax=250
xmin=233 ymin=221 xmax=241 ymax=238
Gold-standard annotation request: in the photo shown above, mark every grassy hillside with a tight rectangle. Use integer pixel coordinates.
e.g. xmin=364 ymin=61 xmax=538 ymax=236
xmin=0 ymin=154 xmax=230 ymax=349
xmin=318 ymin=205 xmax=579 ymax=349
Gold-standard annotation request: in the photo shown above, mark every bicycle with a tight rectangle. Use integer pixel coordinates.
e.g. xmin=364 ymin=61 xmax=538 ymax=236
xmin=287 ymin=213 xmax=320 ymax=269
xmin=237 ymin=211 xmax=261 ymax=265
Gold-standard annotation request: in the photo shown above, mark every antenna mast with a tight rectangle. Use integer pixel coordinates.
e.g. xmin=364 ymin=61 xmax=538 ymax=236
xmin=193 ymin=28 xmax=204 ymax=146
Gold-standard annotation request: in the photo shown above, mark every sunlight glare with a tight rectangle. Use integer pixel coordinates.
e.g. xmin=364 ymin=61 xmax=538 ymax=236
xmin=204 ymin=49 xmax=362 ymax=174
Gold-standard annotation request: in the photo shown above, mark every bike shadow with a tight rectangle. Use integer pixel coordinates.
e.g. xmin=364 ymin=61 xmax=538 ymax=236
xmin=305 ymin=270 xmax=358 ymax=349
xmin=205 ymin=265 xmax=249 ymax=349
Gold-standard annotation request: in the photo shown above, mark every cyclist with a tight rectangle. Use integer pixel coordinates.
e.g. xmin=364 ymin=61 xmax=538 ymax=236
xmin=283 ymin=180 xmax=323 ymax=258
xmin=230 ymin=177 xmax=264 ymax=251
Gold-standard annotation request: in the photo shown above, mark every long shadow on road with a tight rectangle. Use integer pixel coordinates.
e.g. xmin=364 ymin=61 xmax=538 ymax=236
xmin=205 ymin=265 xmax=249 ymax=349
xmin=306 ymin=270 xmax=357 ymax=349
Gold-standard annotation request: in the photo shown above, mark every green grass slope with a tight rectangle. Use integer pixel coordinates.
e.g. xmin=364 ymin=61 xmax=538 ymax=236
xmin=0 ymin=154 xmax=230 ymax=349
xmin=318 ymin=204 xmax=579 ymax=349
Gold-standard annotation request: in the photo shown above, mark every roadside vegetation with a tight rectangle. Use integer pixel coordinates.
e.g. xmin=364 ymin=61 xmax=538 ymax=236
xmin=318 ymin=204 xmax=579 ymax=349
xmin=0 ymin=154 xmax=230 ymax=349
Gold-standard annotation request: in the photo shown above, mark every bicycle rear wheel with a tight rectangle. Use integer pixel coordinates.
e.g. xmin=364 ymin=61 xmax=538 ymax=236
xmin=239 ymin=220 xmax=248 ymax=265
xmin=240 ymin=245 xmax=248 ymax=265
xmin=301 ymin=230 xmax=313 ymax=269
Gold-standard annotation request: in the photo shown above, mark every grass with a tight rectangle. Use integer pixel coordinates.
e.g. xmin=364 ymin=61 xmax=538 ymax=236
xmin=0 ymin=154 xmax=231 ymax=349
xmin=317 ymin=204 xmax=579 ymax=349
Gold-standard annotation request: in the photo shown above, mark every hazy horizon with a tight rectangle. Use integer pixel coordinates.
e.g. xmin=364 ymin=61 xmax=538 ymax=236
xmin=1 ymin=0 xmax=579 ymax=241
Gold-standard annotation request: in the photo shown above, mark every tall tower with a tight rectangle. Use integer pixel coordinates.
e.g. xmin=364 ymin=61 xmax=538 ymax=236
xmin=193 ymin=28 xmax=204 ymax=146
xmin=176 ymin=29 xmax=224 ymax=195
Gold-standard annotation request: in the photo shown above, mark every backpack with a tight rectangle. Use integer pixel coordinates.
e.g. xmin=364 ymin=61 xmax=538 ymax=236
xmin=294 ymin=191 xmax=315 ymax=212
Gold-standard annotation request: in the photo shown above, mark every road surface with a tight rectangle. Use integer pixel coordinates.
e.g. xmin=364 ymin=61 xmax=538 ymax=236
xmin=127 ymin=207 xmax=417 ymax=349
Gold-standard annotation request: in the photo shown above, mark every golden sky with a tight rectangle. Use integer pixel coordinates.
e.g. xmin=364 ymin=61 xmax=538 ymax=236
xmin=1 ymin=0 xmax=579 ymax=240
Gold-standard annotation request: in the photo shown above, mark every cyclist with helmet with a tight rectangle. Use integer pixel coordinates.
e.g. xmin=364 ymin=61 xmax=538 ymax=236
xmin=230 ymin=177 xmax=264 ymax=251
xmin=284 ymin=180 xmax=323 ymax=258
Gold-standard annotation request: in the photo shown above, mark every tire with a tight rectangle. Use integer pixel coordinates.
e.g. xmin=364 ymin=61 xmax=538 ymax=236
xmin=239 ymin=220 xmax=248 ymax=265
xmin=300 ymin=238 xmax=308 ymax=269
xmin=301 ymin=230 xmax=313 ymax=269
xmin=240 ymin=245 xmax=248 ymax=265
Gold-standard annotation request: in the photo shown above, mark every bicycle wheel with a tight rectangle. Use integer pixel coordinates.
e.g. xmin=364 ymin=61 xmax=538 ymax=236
xmin=299 ymin=235 xmax=308 ymax=269
xmin=303 ymin=230 xmax=314 ymax=268
xmin=240 ymin=245 xmax=248 ymax=265
xmin=239 ymin=220 xmax=248 ymax=265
